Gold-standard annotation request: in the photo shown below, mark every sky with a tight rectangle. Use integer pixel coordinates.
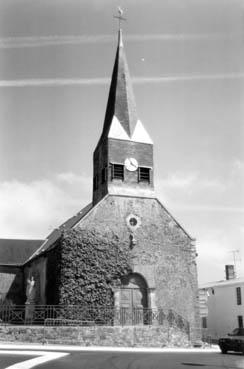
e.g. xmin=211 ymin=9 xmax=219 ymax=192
xmin=0 ymin=0 xmax=243 ymax=284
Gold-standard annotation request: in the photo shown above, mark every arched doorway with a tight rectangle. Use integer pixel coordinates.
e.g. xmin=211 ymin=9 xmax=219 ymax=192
xmin=119 ymin=273 xmax=148 ymax=325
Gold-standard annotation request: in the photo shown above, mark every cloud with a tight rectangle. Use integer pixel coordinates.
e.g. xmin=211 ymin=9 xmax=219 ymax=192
xmin=158 ymin=172 xmax=198 ymax=189
xmin=0 ymin=32 xmax=239 ymax=49
xmin=56 ymin=172 xmax=91 ymax=186
xmin=173 ymin=205 xmax=244 ymax=213
xmin=197 ymin=229 xmax=244 ymax=283
xmin=155 ymin=168 xmax=244 ymax=213
xmin=155 ymin=165 xmax=244 ymax=283
xmin=0 ymin=73 xmax=244 ymax=88
xmin=0 ymin=173 xmax=91 ymax=238
xmin=231 ymin=159 xmax=244 ymax=176
xmin=156 ymin=171 xmax=226 ymax=194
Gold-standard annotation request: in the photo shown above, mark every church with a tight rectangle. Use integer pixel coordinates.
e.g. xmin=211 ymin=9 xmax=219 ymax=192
xmin=0 ymin=29 xmax=199 ymax=334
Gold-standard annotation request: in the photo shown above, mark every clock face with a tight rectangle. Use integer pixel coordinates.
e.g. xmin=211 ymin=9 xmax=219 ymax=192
xmin=124 ymin=157 xmax=138 ymax=171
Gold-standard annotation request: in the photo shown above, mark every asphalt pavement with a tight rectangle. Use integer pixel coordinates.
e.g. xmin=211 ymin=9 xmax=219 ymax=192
xmin=0 ymin=344 xmax=244 ymax=369
xmin=0 ymin=353 xmax=35 ymax=368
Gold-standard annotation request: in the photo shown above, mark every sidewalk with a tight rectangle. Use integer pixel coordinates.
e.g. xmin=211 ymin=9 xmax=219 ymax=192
xmin=0 ymin=342 xmax=220 ymax=353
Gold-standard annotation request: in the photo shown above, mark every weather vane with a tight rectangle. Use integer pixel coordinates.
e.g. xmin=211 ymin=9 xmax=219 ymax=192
xmin=113 ymin=6 xmax=126 ymax=29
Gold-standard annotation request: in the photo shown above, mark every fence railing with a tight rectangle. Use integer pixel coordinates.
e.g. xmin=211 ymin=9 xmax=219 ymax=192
xmin=0 ymin=305 xmax=190 ymax=333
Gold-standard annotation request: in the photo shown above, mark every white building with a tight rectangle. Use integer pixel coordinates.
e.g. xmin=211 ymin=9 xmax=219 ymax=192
xmin=199 ymin=274 xmax=244 ymax=340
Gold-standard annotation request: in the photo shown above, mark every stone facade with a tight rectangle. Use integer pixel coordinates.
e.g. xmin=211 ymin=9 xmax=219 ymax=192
xmin=73 ymin=195 xmax=199 ymax=331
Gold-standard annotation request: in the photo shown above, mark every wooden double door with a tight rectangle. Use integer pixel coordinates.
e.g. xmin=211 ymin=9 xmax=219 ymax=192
xmin=119 ymin=274 xmax=148 ymax=325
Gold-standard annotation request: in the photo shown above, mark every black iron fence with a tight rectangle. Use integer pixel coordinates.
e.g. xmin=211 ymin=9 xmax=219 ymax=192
xmin=0 ymin=305 xmax=190 ymax=334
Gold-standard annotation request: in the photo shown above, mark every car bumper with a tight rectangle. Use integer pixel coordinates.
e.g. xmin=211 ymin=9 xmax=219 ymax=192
xmin=219 ymin=341 xmax=244 ymax=352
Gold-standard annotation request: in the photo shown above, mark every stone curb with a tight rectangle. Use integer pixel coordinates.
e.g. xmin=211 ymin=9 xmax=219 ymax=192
xmin=0 ymin=343 xmax=220 ymax=353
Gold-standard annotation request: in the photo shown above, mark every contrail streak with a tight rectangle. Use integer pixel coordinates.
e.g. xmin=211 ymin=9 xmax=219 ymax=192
xmin=0 ymin=72 xmax=243 ymax=87
xmin=0 ymin=35 xmax=113 ymax=49
xmin=0 ymin=78 xmax=109 ymax=87
xmin=133 ymin=73 xmax=244 ymax=83
xmin=0 ymin=32 xmax=240 ymax=49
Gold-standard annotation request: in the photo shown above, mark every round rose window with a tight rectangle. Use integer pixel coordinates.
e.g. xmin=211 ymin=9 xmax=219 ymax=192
xmin=129 ymin=217 xmax=137 ymax=226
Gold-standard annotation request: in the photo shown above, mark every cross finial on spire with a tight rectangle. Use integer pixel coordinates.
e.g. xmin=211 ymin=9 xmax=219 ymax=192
xmin=113 ymin=6 xmax=126 ymax=30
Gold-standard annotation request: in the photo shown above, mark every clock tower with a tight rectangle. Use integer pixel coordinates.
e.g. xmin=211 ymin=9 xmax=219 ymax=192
xmin=93 ymin=29 xmax=155 ymax=205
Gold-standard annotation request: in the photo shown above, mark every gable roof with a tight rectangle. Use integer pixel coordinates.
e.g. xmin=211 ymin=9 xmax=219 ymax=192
xmin=25 ymin=194 xmax=194 ymax=263
xmin=25 ymin=202 xmax=93 ymax=262
xmin=0 ymin=239 xmax=44 ymax=266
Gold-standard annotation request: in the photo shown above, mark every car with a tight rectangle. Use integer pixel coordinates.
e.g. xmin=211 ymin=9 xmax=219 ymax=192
xmin=218 ymin=328 xmax=244 ymax=354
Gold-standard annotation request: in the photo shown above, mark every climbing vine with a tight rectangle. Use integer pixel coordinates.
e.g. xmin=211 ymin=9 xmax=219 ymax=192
xmin=57 ymin=228 xmax=132 ymax=306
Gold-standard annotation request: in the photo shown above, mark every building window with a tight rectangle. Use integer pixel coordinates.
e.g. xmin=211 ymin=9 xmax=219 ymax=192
xmin=93 ymin=175 xmax=98 ymax=190
xmin=138 ymin=167 xmax=150 ymax=183
xmin=102 ymin=167 xmax=107 ymax=184
xmin=238 ymin=315 xmax=243 ymax=328
xmin=202 ymin=317 xmax=207 ymax=329
xmin=111 ymin=164 xmax=124 ymax=180
xmin=236 ymin=287 xmax=242 ymax=305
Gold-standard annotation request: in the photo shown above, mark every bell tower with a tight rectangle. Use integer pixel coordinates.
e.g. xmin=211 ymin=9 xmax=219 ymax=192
xmin=93 ymin=29 xmax=155 ymax=205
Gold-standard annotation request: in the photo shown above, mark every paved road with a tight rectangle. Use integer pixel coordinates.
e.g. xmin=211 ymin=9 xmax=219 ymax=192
xmin=0 ymin=347 xmax=244 ymax=369
xmin=43 ymin=351 xmax=244 ymax=369
xmin=0 ymin=353 xmax=35 ymax=368
xmin=0 ymin=349 xmax=68 ymax=369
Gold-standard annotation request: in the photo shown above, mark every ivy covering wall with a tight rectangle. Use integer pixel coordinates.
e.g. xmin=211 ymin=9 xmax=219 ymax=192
xmin=56 ymin=228 xmax=132 ymax=306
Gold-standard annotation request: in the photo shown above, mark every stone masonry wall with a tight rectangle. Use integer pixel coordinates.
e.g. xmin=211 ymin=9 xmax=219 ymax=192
xmin=0 ymin=325 xmax=190 ymax=348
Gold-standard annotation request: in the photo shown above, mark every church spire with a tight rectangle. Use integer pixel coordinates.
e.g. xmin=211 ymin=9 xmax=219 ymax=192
xmin=92 ymin=22 xmax=154 ymax=206
xmin=101 ymin=28 xmax=138 ymax=138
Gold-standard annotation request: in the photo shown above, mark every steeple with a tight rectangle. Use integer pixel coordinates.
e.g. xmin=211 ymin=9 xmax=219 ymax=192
xmin=101 ymin=29 xmax=137 ymax=139
xmin=93 ymin=26 xmax=154 ymax=205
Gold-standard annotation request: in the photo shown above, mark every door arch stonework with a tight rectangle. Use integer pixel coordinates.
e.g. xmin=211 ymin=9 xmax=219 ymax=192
xmin=114 ymin=273 xmax=149 ymax=325
xmin=120 ymin=273 xmax=148 ymax=310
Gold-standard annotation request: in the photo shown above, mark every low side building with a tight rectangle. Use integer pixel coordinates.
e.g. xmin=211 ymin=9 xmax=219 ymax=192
xmin=199 ymin=273 xmax=244 ymax=340
xmin=0 ymin=239 xmax=44 ymax=305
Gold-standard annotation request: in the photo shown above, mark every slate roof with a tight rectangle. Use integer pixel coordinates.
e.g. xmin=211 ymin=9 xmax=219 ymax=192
xmin=25 ymin=202 xmax=93 ymax=262
xmin=101 ymin=29 xmax=138 ymax=139
xmin=0 ymin=203 xmax=93 ymax=266
xmin=0 ymin=238 xmax=44 ymax=266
